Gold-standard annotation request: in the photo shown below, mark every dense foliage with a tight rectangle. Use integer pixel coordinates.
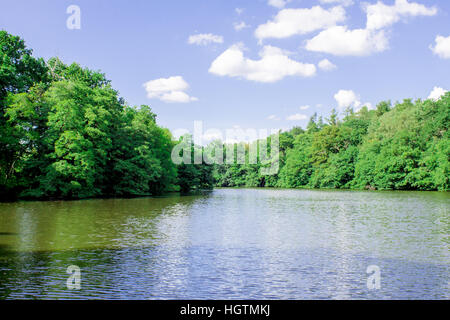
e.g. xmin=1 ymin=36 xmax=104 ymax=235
xmin=213 ymin=98 xmax=449 ymax=191
xmin=1 ymin=31 xmax=448 ymax=201
xmin=0 ymin=31 xmax=213 ymax=200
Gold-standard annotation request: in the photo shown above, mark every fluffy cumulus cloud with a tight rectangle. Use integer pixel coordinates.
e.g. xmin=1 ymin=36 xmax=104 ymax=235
xmin=255 ymin=6 xmax=346 ymax=40
xmin=428 ymin=87 xmax=447 ymax=101
xmin=334 ymin=89 xmax=361 ymax=109
xmin=188 ymin=33 xmax=223 ymax=46
xmin=268 ymin=0 xmax=291 ymax=9
xmin=334 ymin=90 xmax=375 ymax=110
xmin=299 ymin=105 xmax=310 ymax=110
xmin=286 ymin=113 xmax=308 ymax=121
xmin=365 ymin=0 xmax=437 ymax=30
xmin=430 ymin=35 xmax=450 ymax=59
xmin=305 ymin=26 xmax=388 ymax=56
xmin=318 ymin=58 xmax=337 ymax=71
xmin=209 ymin=44 xmax=316 ymax=83
xmin=143 ymin=76 xmax=198 ymax=103
xmin=303 ymin=0 xmax=436 ymax=56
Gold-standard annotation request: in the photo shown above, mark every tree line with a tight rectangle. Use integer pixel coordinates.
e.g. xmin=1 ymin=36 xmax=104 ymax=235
xmin=0 ymin=31 xmax=213 ymax=200
xmin=213 ymin=96 xmax=449 ymax=191
xmin=1 ymin=31 xmax=448 ymax=201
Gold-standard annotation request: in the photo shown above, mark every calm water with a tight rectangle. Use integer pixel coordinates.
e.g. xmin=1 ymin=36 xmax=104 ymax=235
xmin=0 ymin=188 xmax=448 ymax=299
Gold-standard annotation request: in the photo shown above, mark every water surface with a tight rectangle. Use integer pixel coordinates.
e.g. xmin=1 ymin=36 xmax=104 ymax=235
xmin=0 ymin=189 xmax=448 ymax=299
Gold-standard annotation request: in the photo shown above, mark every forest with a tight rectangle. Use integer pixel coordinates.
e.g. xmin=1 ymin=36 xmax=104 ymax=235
xmin=0 ymin=30 xmax=448 ymax=201
xmin=0 ymin=31 xmax=213 ymax=200
xmin=214 ymin=96 xmax=449 ymax=191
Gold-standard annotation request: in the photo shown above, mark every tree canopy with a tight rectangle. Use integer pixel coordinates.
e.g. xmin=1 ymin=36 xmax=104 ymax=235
xmin=1 ymin=30 xmax=448 ymax=201
xmin=0 ymin=31 xmax=213 ymax=200
xmin=213 ymin=97 xmax=449 ymax=191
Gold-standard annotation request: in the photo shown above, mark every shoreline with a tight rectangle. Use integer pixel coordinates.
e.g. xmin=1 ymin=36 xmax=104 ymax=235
xmin=2 ymin=186 xmax=448 ymax=203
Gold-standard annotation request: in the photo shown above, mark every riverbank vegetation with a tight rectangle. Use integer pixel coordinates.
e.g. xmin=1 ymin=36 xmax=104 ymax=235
xmin=0 ymin=31 xmax=213 ymax=200
xmin=214 ymin=96 xmax=449 ymax=191
xmin=1 ymin=31 xmax=448 ymax=201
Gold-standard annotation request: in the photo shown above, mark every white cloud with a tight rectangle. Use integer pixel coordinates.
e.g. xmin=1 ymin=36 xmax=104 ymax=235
xmin=428 ymin=86 xmax=447 ymax=101
xmin=318 ymin=58 xmax=337 ymax=71
xmin=188 ymin=33 xmax=224 ymax=46
xmin=255 ymin=6 xmax=346 ymax=40
xmin=304 ymin=0 xmax=436 ymax=57
xmin=365 ymin=0 xmax=437 ymax=30
xmin=334 ymin=89 xmax=361 ymax=110
xmin=268 ymin=0 xmax=291 ymax=9
xmin=286 ymin=113 xmax=308 ymax=121
xmin=299 ymin=105 xmax=310 ymax=110
xmin=209 ymin=44 xmax=316 ymax=83
xmin=305 ymin=26 xmax=388 ymax=56
xmin=320 ymin=0 xmax=354 ymax=7
xmin=430 ymin=35 xmax=450 ymax=59
xmin=267 ymin=114 xmax=281 ymax=120
xmin=143 ymin=76 xmax=198 ymax=103
xmin=234 ymin=21 xmax=250 ymax=31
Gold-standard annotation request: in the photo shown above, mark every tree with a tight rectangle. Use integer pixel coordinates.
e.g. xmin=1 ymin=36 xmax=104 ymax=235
xmin=176 ymin=138 xmax=214 ymax=193
xmin=0 ymin=31 xmax=189 ymax=199
xmin=110 ymin=106 xmax=176 ymax=196
xmin=0 ymin=31 xmax=48 ymax=199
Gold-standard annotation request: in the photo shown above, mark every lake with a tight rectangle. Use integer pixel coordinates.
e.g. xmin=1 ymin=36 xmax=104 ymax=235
xmin=0 ymin=188 xmax=448 ymax=299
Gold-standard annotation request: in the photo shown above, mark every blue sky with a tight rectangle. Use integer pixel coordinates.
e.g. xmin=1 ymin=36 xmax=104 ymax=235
xmin=1 ymin=0 xmax=449 ymax=136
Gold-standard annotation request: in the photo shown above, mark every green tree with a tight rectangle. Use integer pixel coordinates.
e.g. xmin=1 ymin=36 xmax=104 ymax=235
xmin=0 ymin=31 xmax=48 ymax=199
